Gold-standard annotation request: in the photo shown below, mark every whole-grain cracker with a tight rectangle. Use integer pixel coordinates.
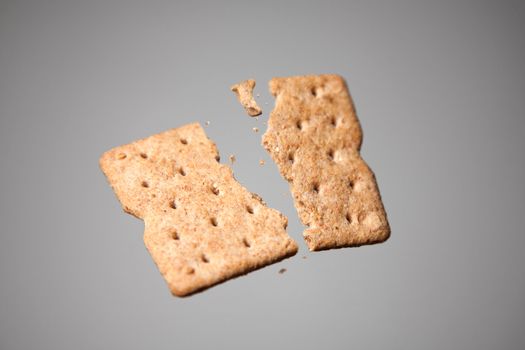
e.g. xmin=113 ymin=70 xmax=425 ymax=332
xmin=262 ymin=74 xmax=390 ymax=251
xmin=100 ymin=123 xmax=297 ymax=296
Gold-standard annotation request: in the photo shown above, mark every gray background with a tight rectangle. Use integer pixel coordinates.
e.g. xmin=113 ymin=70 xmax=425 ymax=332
xmin=1 ymin=0 xmax=524 ymax=349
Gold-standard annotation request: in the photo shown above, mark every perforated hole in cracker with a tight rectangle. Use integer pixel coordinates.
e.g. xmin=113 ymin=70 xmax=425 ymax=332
xmin=345 ymin=212 xmax=352 ymax=224
xmin=288 ymin=152 xmax=295 ymax=164
xmin=327 ymin=149 xmax=334 ymax=160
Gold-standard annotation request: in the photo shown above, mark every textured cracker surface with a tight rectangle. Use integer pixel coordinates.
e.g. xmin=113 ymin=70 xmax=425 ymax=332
xmin=100 ymin=123 xmax=297 ymax=296
xmin=262 ymin=74 xmax=390 ymax=251
xmin=231 ymin=79 xmax=262 ymax=116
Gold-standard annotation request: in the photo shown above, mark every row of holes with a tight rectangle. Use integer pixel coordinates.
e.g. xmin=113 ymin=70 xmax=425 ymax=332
xmin=287 ymin=149 xmax=349 ymax=166
xmin=115 ymin=137 xmax=189 ymax=161
xmin=169 ymin=202 xmax=255 ymax=220
xmin=171 ymin=231 xmax=253 ymax=245
xmin=345 ymin=212 xmax=368 ymax=225
xmin=311 ymin=179 xmax=354 ymax=194
xmin=295 ymin=116 xmax=339 ymax=131
xmin=117 ymin=152 xmax=219 ymax=178
xmin=119 ymin=153 xmax=220 ymax=165
xmin=171 ymin=229 xmax=252 ymax=247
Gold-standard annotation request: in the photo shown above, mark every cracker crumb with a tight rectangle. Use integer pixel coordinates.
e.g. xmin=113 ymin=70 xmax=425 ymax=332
xmin=278 ymin=268 xmax=287 ymax=274
xmin=259 ymin=159 xmax=265 ymax=166
xmin=231 ymin=79 xmax=262 ymax=117
xmin=302 ymin=256 xmax=307 ymax=259
xmin=229 ymin=155 xmax=236 ymax=164
xmin=205 ymin=121 xmax=210 ymax=126
xmin=253 ymin=127 xmax=259 ymax=133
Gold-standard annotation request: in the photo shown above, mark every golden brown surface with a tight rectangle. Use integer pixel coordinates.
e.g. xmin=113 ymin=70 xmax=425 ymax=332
xmin=262 ymin=74 xmax=390 ymax=251
xmin=100 ymin=123 xmax=297 ymax=296
xmin=231 ymin=79 xmax=262 ymax=116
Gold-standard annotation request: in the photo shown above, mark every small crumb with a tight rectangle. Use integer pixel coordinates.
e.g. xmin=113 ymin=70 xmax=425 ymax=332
xmin=302 ymin=256 xmax=307 ymax=259
xmin=255 ymin=117 xmax=259 ymax=121
xmin=252 ymin=127 xmax=259 ymax=133
xmin=256 ymin=93 xmax=260 ymax=98
xmin=278 ymin=268 xmax=287 ymax=274
xmin=231 ymin=79 xmax=262 ymax=117
xmin=229 ymin=155 xmax=236 ymax=164
xmin=205 ymin=121 xmax=210 ymax=126
xmin=259 ymin=159 xmax=265 ymax=166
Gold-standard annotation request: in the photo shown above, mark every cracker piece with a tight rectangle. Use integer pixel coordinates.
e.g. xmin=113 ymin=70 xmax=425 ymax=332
xmin=262 ymin=75 xmax=390 ymax=251
xmin=231 ymin=79 xmax=262 ymax=116
xmin=100 ymin=123 xmax=297 ymax=296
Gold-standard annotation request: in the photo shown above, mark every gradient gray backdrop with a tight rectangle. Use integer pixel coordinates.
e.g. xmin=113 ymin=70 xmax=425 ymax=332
xmin=1 ymin=1 xmax=524 ymax=349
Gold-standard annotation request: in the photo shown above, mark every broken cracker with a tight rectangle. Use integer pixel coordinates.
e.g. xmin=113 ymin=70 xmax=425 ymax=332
xmin=100 ymin=123 xmax=297 ymax=296
xmin=262 ymin=74 xmax=390 ymax=251
xmin=231 ymin=79 xmax=262 ymax=117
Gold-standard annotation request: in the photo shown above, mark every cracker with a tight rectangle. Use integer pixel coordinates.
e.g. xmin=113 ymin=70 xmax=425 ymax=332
xmin=100 ymin=123 xmax=297 ymax=296
xmin=231 ymin=79 xmax=262 ymax=117
xmin=262 ymin=74 xmax=390 ymax=251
